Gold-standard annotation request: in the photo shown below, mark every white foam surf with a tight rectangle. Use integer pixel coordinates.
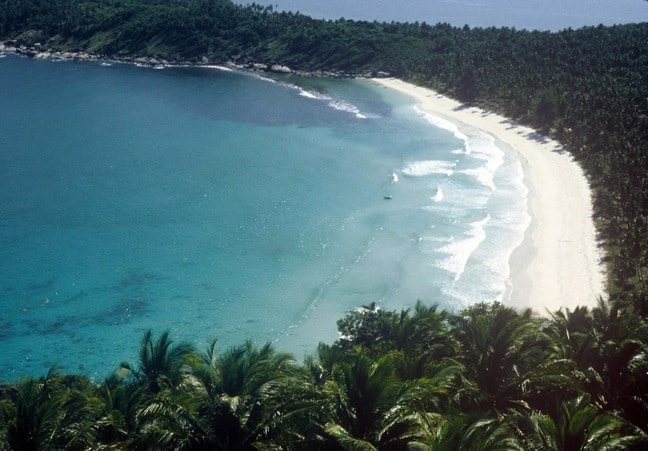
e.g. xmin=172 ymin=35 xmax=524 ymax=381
xmin=328 ymin=99 xmax=367 ymax=119
xmin=413 ymin=106 xmax=506 ymax=191
xmin=432 ymin=186 xmax=444 ymax=202
xmin=415 ymin=106 xmax=472 ymax=154
xmin=285 ymin=84 xmax=370 ymax=119
xmin=402 ymin=160 xmax=456 ymax=177
xmin=436 ymin=214 xmax=490 ymax=281
xmin=459 ymin=132 xmax=504 ymax=191
xmin=297 ymin=87 xmax=331 ymax=101
xmin=202 ymin=65 xmax=235 ymax=72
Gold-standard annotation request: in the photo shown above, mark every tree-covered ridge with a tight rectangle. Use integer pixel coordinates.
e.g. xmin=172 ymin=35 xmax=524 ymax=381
xmin=1 ymin=303 xmax=646 ymax=449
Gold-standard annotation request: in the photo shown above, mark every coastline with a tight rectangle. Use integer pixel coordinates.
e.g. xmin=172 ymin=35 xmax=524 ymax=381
xmin=1 ymin=42 xmax=606 ymax=313
xmin=0 ymin=41 xmax=361 ymax=78
xmin=371 ymin=78 xmax=606 ymax=314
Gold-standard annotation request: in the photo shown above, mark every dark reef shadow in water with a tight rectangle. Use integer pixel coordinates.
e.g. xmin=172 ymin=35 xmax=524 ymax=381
xmin=67 ymin=289 xmax=89 ymax=304
xmin=25 ymin=277 xmax=57 ymax=293
xmin=94 ymin=267 xmax=166 ymax=325
xmin=40 ymin=315 xmax=80 ymax=337
xmin=6 ymin=268 xmax=164 ymax=340
xmin=112 ymin=268 xmax=164 ymax=292
xmin=96 ymin=294 xmax=150 ymax=326
xmin=0 ymin=319 xmax=11 ymax=339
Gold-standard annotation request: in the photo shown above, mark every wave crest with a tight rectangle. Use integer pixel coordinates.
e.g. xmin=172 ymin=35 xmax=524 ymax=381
xmin=402 ymin=160 xmax=456 ymax=177
xmin=436 ymin=214 xmax=490 ymax=281
xmin=432 ymin=186 xmax=444 ymax=202
xmin=415 ymin=106 xmax=472 ymax=154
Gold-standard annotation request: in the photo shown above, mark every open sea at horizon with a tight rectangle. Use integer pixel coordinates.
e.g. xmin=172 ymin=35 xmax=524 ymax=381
xmin=244 ymin=0 xmax=648 ymax=31
xmin=0 ymin=54 xmax=529 ymax=380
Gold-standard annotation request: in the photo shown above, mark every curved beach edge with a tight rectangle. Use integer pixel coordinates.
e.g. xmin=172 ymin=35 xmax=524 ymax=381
xmin=370 ymin=77 xmax=606 ymax=315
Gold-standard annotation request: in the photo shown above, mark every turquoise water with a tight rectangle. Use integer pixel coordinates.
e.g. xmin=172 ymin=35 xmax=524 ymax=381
xmin=0 ymin=55 xmax=528 ymax=380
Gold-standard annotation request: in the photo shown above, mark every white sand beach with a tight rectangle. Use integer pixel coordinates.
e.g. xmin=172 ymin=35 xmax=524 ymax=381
xmin=372 ymin=78 xmax=605 ymax=313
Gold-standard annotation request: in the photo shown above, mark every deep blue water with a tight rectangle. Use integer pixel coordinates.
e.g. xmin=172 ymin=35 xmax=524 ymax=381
xmin=0 ymin=55 xmax=528 ymax=379
xmin=243 ymin=0 xmax=648 ymax=31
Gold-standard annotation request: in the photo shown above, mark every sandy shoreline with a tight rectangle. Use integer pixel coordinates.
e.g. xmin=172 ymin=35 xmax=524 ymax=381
xmin=371 ymin=78 xmax=605 ymax=313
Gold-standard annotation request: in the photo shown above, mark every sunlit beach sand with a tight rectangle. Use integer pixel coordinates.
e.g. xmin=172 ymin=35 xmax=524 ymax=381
xmin=372 ymin=78 xmax=606 ymax=313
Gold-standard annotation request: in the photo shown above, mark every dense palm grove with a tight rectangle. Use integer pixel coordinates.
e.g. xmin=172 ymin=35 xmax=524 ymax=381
xmin=1 ymin=0 xmax=647 ymax=448
xmin=1 ymin=302 xmax=646 ymax=449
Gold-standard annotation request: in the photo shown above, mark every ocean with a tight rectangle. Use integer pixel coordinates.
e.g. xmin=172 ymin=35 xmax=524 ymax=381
xmin=0 ymin=55 xmax=528 ymax=380
xmin=245 ymin=0 xmax=648 ymax=31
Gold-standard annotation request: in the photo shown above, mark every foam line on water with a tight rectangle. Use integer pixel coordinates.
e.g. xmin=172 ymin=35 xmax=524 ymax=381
xmin=402 ymin=160 xmax=456 ymax=177
xmin=200 ymin=65 xmax=235 ymax=72
xmin=297 ymin=87 xmax=331 ymax=101
xmin=459 ymin=132 xmax=504 ymax=191
xmin=245 ymin=71 xmax=279 ymax=84
xmin=441 ymin=150 xmax=530 ymax=306
xmin=328 ymin=99 xmax=368 ymax=119
xmin=281 ymin=82 xmax=371 ymax=119
xmin=436 ymin=214 xmax=491 ymax=281
xmin=415 ymin=106 xmax=472 ymax=154
xmin=413 ymin=106 xmax=506 ymax=191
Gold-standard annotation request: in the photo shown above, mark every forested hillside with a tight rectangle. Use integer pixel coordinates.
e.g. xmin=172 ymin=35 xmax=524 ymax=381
xmin=1 ymin=1 xmax=647 ymax=448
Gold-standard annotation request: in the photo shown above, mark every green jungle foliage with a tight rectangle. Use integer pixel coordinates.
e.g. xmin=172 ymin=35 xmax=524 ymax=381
xmin=1 ymin=0 xmax=647 ymax=448
xmin=1 ymin=304 xmax=647 ymax=449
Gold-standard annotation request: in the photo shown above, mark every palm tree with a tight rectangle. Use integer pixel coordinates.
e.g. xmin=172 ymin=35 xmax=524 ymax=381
xmin=511 ymin=396 xmax=645 ymax=450
xmin=126 ymin=329 xmax=198 ymax=394
xmin=173 ymin=338 xmax=308 ymax=449
xmin=249 ymin=367 xmax=338 ymax=450
xmin=305 ymin=342 xmax=348 ymax=386
xmin=409 ymin=301 xmax=457 ymax=356
xmin=545 ymin=305 xmax=596 ymax=366
xmin=410 ymin=412 xmax=525 ymax=451
xmin=449 ymin=302 xmax=556 ymax=414
xmin=391 ymin=301 xmax=459 ymax=381
xmin=306 ymin=339 xmax=463 ymax=450
xmin=334 ymin=301 xmax=458 ymax=381
xmin=94 ymin=371 xmax=143 ymax=447
xmin=121 ymin=337 xmax=303 ymax=450
xmin=588 ymin=299 xmax=648 ymax=432
xmin=107 ymin=331 xmax=199 ymax=448
xmin=323 ymin=350 xmax=423 ymax=450
xmin=132 ymin=389 xmax=207 ymax=450
xmin=55 ymin=375 xmax=101 ymax=449
xmin=546 ymin=299 xmax=648 ymax=434
xmin=542 ymin=305 xmax=600 ymax=409
xmin=0 ymin=376 xmax=64 ymax=451
xmin=0 ymin=369 xmax=96 ymax=450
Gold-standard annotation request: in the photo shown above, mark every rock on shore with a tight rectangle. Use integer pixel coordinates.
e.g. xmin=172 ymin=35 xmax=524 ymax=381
xmin=1 ymin=40 xmax=391 ymax=79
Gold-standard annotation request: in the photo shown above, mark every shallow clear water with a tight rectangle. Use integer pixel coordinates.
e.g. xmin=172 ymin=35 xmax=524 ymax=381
xmin=0 ymin=55 xmax=528 ymax=379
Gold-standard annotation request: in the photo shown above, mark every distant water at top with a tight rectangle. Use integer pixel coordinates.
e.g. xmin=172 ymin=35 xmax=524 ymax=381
xmin=0 ymin=55 xmax=529 ymax=380
xmin=242 ymin=0 xmax=648 ymax=31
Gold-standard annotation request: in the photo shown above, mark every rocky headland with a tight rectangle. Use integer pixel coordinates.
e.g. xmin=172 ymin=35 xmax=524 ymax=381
xmin=0 ymin=40 xmax=391 ymax=79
